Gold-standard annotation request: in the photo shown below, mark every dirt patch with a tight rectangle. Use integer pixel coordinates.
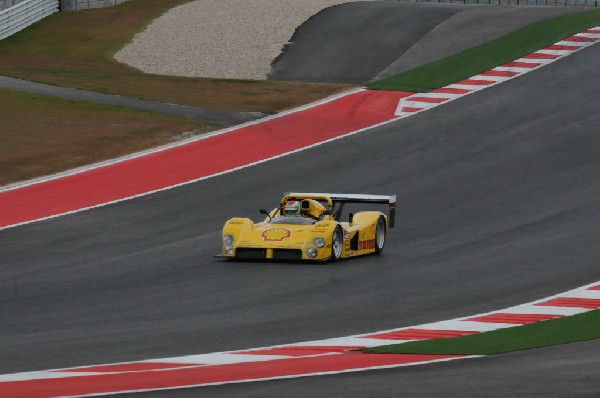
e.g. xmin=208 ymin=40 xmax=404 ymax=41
xmin=0 ymin=89 xmax=218 ymax=186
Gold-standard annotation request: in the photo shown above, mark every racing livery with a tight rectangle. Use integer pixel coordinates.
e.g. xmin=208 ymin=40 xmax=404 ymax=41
xmin=218 ymin=193 xmax=396 ymax=262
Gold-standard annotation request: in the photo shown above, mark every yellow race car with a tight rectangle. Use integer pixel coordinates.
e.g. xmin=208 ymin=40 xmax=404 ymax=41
xmin=218 ymin=193 xmax=396 ymax=262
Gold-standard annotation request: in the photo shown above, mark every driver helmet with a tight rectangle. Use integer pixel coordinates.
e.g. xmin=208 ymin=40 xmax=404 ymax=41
xmin=284 ymin=200 xmax=301 ymax=217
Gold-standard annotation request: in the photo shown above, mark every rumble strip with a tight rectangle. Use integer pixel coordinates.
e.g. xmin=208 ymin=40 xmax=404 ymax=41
xmin=394 ymin=28 xmax=600 ymax=116
xmin=1 ymin=282 xmax=598 ymax=397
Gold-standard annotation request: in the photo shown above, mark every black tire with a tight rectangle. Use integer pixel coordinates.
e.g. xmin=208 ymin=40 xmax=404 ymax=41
xmin=374 ymin=217 xmax=386 ymax=254
xmin=330 ymin=226 xmax=343 ymax=262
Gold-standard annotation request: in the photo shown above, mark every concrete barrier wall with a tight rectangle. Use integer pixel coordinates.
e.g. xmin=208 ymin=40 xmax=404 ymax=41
xmin=0 ymin=0 xmax=58 ymax=40
xmin=60 ymin=0 xmax=128 ymax=11
xmin=0 ymin=0 xmax=27 ymax=12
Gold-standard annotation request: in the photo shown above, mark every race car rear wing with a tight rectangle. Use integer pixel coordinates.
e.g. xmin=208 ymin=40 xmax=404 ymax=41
xmin=285 ymin=193 xmax=396 ymax=228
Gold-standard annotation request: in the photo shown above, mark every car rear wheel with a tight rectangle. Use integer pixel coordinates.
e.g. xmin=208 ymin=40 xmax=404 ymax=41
xmin=331 ymin=227 xmax=343 ymax=262
xmin=374 ymin=217 xmax=386 ymax=254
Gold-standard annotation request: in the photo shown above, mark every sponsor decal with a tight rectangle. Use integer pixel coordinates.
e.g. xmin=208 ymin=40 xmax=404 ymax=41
xmin=228 ymin=220 xmax=244 ymax=224
xmin=343 ymin=231 xmax=349 ymax=242
xmin=310 ymin=229 xmax=327 ymax=233
xmin=261 ymin=228 xmax=292 ymax=242
xmin=358 ymin=239 xmax=376 ymax=250
xmin=314 ymin=222 xmax=329 ymax=227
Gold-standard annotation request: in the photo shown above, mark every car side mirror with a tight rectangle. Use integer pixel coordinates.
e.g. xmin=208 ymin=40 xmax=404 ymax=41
xmin=349 ymin=212 xmax=354 ymax=226
xmin=260 ymin=209 xmax=272 ymax=221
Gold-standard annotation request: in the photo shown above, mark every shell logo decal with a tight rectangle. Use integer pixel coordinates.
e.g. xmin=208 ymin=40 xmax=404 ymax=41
xmin=261 ymin=228 xmax=292 ymax=241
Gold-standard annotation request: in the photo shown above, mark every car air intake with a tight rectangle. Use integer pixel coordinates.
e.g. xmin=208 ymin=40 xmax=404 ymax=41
xmin=272 ymin=249 xmax=303 ymax=261
xmin=235 ymin=248 xmax=267 ymax=259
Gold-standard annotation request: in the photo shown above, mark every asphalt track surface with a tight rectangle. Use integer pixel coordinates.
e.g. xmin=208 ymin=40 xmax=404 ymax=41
xmin=269 ymin=2 xmax=579 ymax=84
xmin=3 ymin=17 xmax=600 ymax=398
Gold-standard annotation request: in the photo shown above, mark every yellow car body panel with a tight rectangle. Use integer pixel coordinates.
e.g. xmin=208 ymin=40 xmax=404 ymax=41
xmin=219 ymin=193 xmax=395 ymax=262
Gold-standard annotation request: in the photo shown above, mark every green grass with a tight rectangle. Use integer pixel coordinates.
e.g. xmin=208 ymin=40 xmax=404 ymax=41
xmin=365 ymin=310 xmax=600 ymax=355
xmin=369 ymin=9 xmax=600 ymax=92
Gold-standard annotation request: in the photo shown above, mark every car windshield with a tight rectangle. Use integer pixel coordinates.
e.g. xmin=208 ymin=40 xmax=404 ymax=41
xmin=268 ymin=216 xmax=316 ymax=225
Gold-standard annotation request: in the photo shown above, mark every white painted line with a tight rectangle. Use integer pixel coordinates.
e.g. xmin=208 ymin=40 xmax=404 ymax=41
xmin=445 ymin=84 xmax=487 ymax=91
xmin=501 ymin=305 xmax=587 ymax=316
xmin=555 ymin=40 xmax=586 ymax=47
xmin=400 ymin=101 xmax=440 ymax=108
xmin=0 ymin=371 xmax=103 ymax=382
xmin=576 ymin=32 xmax=600 ymax=38
xmin=535 ymin=49 xmax=572 ymax=56
xmin=492 ymin=66 xmax=531 ymax=73
xmin=152 ymin=353 xmax=291 ymax=365
xmin=410 ymin=92 xmax=460 ymax=99
xmin=513 ymin=58 xmax=550 ymax=66
xmin=294 ymin=337 xmax=411 ymax=348
xmin=414 ymin=320 xmax=515 ymax=332
xmin=563 ymin=290 xmax=600 ymax=299
xmin=469 ymin=75 xmax=511 ymax=82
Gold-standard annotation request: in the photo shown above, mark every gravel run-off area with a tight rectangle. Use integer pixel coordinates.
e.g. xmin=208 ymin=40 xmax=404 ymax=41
xmin=115 ymin=0 xmax=361 ymax=80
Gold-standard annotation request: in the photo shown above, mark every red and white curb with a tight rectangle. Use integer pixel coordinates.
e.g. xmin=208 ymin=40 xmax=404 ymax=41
xmin=1 ymin=281 xmax=599 ymax=397
xmin=395 ymin=28 xmax=600 ymax=116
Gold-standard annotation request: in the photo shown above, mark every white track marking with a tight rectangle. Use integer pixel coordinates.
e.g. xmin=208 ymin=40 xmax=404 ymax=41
xmin=413 ymin=92 xmax=463 ymax=99
xmin=464 ymin=75 xmax=507 ymax=82
xmin=444 ymin=84 xmax=484 ymax=91
xmin=144 ymin=353 xmax=291 ymax=365
xmin=577 ymin=32 xmax=600 ymax=38
xmin=0 ymin=371 xmax=103 ymax=382
xmin=500 ymin=305 xmax=587 ymax=316
xmin=492 ymin=66 xmax=533 ymax=73
xmin=536 ymin=49 xmax=572 ymax=56
xmin=555 ymin=40 xmax=587 ymax=46
xmin=562 ymin=289 xmax=600 ymax=299
xmin=414 ymin=320 xmax=515 ymax=332
xmin=294 ymin=337 xmax=413 ymax=347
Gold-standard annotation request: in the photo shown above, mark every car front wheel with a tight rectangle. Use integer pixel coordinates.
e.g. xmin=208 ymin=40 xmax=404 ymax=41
xmin=331 ymin=227 xmax=343 ymax=262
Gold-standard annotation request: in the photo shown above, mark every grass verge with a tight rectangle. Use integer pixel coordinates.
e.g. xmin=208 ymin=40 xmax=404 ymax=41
xmin=369 ymin=9 xmax=600 ymax=92
xmin=364 ymin=310 xmax=600 ymax=355
xmin=0 ymin=0 xmax=350 ymax=113
xmin=0 ymin=88 xmax=219 ymax=186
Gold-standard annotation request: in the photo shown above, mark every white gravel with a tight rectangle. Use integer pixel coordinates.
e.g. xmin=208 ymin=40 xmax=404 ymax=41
xmin=115 ymin=0 xmax=360 ymax=80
